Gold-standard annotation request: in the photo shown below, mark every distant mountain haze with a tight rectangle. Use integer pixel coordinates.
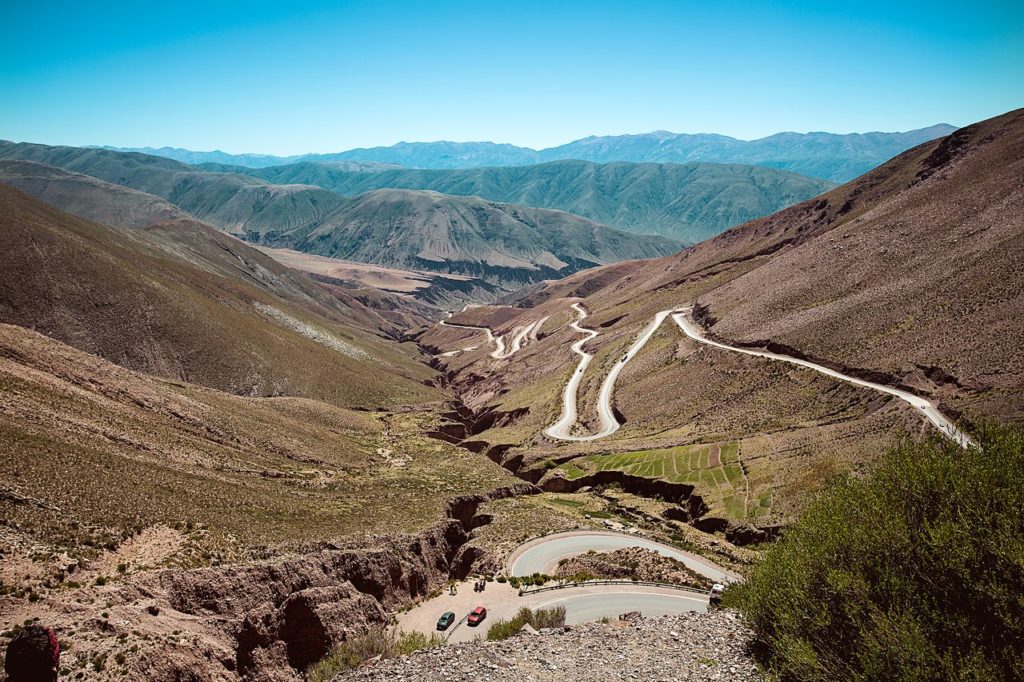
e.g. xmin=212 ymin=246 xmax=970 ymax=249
xmin=0 ymin=142 xmax=681 ymax=289
xmin=100 ymin=124 xmax=956 ymax=182
xmin=198 ymin=159 xmax=834 ymax=243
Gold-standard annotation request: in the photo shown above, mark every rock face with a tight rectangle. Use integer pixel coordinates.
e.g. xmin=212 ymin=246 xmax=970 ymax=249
xmin=552 ymin=547 xmax=712 ymax=589
xmin=165 ymin=522 xmax=461 ymax=677
xmin=154 ymin=484 xmax=535 ymax=680
xmin=334 ymin=609 xmax=761 ymax=681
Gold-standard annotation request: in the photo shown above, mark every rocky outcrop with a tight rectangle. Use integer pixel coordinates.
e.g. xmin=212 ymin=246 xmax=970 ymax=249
xmin=552 ymin=546 xmax=711 ymax=588
xmin=149 ymin=483 xmax=536 ymax=680
xmin=538 ymin=469 xmax=709 ymax=521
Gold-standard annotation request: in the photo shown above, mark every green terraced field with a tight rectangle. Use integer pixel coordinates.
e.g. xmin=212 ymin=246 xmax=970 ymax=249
xmin=559 ymin=441 xmax=761 ymax=522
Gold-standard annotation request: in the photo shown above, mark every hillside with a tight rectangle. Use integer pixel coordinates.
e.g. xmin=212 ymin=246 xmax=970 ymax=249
xmin=0 ymin=320 xmax=525 ymax=679
xmin=0 ymin=160 xmax=191 ymax=228
xmin=128 ymin=124 xmax=954 ymax=181
xmin=265 ymin=189 xmax=683 ymax=288
xmin=0 ymin=185 xmax=440 ymax=408
xmin=0 ymin=143 xmax=678 ymax=289
xmin=205 ymin=160 xmax=834 ymax=242
xmin=419 ymin=108 xmax=1023 ymax=536
xmin=0 ymin=141 xmax=346 ymax=237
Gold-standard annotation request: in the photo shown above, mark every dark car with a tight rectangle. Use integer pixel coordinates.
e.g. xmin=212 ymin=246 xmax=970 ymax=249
xmin=466 ymin=606 xmax=487 ymax=626
xmin=436 ymin=611 xmax=456 ymax=630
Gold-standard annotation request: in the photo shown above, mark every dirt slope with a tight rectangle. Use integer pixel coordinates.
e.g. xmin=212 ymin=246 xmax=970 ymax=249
xmin=0 ymin=185 xmax=439 ymax=408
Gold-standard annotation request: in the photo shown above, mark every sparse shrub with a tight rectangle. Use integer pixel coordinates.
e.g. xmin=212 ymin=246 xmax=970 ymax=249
xmin=726 ymin=422 xmax=1024 ymax=681
xmin=94 ymin=576 xmax=107 ymax=586
xmin=496 ymin=575 xmax=507 ymax=583
xmin=486 ymin=606 xmax=567 ymax=641
xmin=305 ymin=627 xmax=444 ymax=681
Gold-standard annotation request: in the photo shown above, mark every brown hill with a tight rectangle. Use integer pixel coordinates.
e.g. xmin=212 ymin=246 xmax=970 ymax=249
xmin=0 ymin=159 xmax=190 ymax=228
xmin=0 ymin=185 xmax=440 ymax=408
xmin=422 ymin=108 xmax=1024 ymax=531
xmin=282 ymin=188 xmax=682 ymax=288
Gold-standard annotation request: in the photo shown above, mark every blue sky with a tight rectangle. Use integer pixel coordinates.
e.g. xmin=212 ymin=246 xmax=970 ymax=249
xmin=1 ymin=1 xmax=1021 ymax=154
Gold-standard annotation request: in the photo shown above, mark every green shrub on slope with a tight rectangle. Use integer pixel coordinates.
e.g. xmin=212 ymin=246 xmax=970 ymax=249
xmin=486 ymin=606 xmax=567 ymax=641
xmin=725 ymin=422 xmax=1024 ymax=681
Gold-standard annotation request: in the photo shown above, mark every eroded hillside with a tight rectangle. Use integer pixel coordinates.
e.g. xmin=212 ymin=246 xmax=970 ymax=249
xmin=421 ymin=108 xmax=1024 ymax=538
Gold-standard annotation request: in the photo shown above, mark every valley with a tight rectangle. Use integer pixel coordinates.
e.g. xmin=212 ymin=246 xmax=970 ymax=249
xmin=1 ymin=101 xmax=1020 ymax=681
xmin=4 ymin=3 xmax=1021 ymax=680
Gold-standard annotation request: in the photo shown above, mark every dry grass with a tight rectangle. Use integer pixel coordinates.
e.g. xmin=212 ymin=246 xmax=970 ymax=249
xmin=0 ymin=324 xmax=516 ymax=560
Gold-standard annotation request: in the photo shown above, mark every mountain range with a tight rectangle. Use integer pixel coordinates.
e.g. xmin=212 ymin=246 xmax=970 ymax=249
xmin=197 ymin=159 xmax=835 ymax=243
xmin=104 ymin=124 xmax=956 ymax=182
xmin=0 ymin=143 xmax=682 ymax=290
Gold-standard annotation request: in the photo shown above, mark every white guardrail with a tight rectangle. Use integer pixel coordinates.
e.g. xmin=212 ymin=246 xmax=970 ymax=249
xmin=518 ymin=578 xmax=710 ymax=597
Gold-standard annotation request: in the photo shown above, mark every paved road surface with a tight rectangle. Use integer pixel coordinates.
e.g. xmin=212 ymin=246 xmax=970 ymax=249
xmin=507 ymin=531 xmax=739 ymax=583
xmin=529 ymin=587 xmax=707 ymax=625
xmin=395 ymin=579 xmax=707 ymax=643
xmin=545 ymin=308 xmax=675 ymax=442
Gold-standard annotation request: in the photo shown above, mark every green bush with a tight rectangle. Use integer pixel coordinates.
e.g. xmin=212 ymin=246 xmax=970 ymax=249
xmin=486 ymin=606 xmax=567 ymax=641
xmin=726 ymin=422 xmax=1024 ymax=681
xmin=306 ymin=627 xmax=444 ymax=681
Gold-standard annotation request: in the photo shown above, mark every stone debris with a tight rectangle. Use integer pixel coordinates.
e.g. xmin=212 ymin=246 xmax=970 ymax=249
xmin=336 ymin=610 xmax=761 ymax=681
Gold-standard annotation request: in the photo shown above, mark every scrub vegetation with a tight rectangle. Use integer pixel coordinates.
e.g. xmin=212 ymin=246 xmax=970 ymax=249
xmin=726 ymin=422 xmax=1024 ymax=681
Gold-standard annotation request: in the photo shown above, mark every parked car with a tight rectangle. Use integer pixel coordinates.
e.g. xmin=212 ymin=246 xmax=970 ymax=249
xmin=436 ymin=611 xmax=456 ymax=630
xmin=466 ymin=606 xmax=487 ymax=626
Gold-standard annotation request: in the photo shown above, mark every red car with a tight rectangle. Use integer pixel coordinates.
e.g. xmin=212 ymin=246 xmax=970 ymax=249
xmin=466 ymin=606 xmax=487 ymax=626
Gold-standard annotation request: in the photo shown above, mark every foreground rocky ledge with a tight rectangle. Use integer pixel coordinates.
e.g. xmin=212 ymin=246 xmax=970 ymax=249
xmin=336 ymin=610 xmax=761 ymax=681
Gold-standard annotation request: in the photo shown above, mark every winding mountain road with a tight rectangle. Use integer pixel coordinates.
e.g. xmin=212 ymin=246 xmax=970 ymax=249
xmin=545 ymin=303 xmax=973 ymax=448
xmin=669 ymin=309 xmax=974 ymax=448
xmin=438 ymin=312 xmax=545 ymax=360
xmin=508 ymin=530 xmax=739 ymax=583
xmin=543 ymin=303 xmax=602 ymax=440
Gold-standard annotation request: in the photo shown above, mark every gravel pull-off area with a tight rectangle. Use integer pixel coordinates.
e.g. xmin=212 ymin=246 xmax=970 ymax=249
xmin=337 ymin=610 xmax=761 ymax=681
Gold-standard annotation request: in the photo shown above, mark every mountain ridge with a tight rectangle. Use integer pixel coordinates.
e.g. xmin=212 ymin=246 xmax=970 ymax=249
xmin=195 ymin=159 xmax=835 ymax=243
xmin=95 ymin=124 xmax=957 ymax=181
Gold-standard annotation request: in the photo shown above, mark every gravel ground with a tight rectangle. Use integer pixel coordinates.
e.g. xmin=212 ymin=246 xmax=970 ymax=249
xmin=337 ymin=610 xmax=761 ymax=681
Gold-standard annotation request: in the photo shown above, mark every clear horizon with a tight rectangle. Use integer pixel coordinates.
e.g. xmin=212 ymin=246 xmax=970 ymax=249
xmin=93 ymin=121 xmax=963 ymax=158
xmin=1 ymin=0 xmax=1021 ymax=155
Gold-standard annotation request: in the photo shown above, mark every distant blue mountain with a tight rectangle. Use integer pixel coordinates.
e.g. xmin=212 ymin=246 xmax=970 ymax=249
xmin=101 ymin=124 xmax=956 ymax=182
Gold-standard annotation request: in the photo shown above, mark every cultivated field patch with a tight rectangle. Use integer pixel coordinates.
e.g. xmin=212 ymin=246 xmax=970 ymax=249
xmin=559 ymin=442 xmax=762 ymax=522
